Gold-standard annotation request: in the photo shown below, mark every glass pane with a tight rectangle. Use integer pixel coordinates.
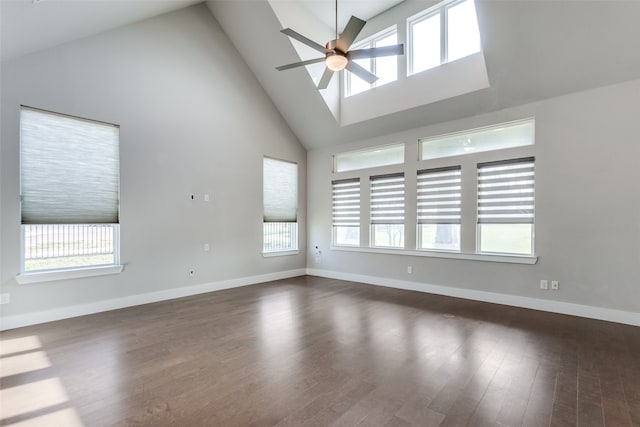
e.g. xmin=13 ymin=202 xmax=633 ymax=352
xmin=371 ymin=224 xmax=404 ymax=248
xmin=333 ymin=226 xmax=360 ymax=246
xmin=420 ymin=120 xmax=534 ymax=160
xmin=411 ymin=13 xmax=440 ymax=74
xmin=374 ymin=32 xmax=398 ymax=87
xmin=263 ymin=222 xmax=298 ymax=252
xmin=348 ymin=57 xmax=372 ymax=96
xmin=478 ymin=223 xmax=533 ymax=255
xmin=23 ymin=224 xmax=115 ymax=272
xmin=419 ymin=224 xmax=460 ymax=251
xmin=447 ymin=0 xmax=481 ymax=62
xmin=334 ymin=144 xmax=404 ymax=172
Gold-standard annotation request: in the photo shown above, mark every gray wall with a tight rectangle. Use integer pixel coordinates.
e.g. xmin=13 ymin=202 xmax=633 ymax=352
xmin=0 ymin=4 xmax=306 ymax=318
xmin=307 ymin=79 xmax=640 ymax=314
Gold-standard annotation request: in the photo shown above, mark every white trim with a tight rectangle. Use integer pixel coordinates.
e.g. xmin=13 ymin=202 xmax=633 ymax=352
xmin=1 ymin=269 xmax=306 ymax=331
xmin=262 ymin=250 xmax=300 ymax=257
xmin=306 ymin=268 xmax=640 ymax=327
xmin=16 ymin=264 xmax=125 ymax=285
xmin=330 ymin=245 xmax=537 ymax=264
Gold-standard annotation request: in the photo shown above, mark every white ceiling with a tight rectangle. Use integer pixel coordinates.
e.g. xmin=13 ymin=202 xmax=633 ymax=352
xmin=0 ymin=0 xmax=400 ymax=62
xmin=0 ymin=0 xmax=201 ymax=61
xmin=297 ymin=0 xmax=404 ymax=31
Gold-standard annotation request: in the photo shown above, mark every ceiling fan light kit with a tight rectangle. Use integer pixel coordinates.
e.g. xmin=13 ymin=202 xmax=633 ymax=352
xmin=326 ymin=53 xmax=348 ymax=71
xmin=276 ymin=0 xmax=404 ymax=90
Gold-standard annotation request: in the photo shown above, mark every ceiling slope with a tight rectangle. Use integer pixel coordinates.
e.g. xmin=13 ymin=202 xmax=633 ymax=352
xmin=0 ymin=0 xmax=201 ymax=62
xmin=208 ymin=0 xmax=640 ymax=150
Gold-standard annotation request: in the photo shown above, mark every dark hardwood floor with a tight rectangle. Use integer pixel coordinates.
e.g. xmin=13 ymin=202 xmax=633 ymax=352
xmin=1 ymin=275 xmax=639 ymax=426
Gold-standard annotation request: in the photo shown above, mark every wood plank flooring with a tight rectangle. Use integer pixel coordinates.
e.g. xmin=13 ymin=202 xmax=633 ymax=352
xmin=1 ymin=276 xmax=639 ymax=426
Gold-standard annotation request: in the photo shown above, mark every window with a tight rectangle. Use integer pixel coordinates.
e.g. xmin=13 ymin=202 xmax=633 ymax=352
xmin=332 ymin=179 xmax=360 ymax=246
xmin=20 ymin=106 xmax=120 ymax=273
xmin=263 ymin=157 xmax=298 ymax=253
xmin=334 ymin=143 xmax=404 ymax=173
xmin=477 ymin=157 xmax=535 ymax=255
xmin=370 ymin=173 xmax=405 ymax=248
xmin=420 ymin=119 xmax=534 ymax=160
xmin=417 ymin=166 xmax=461 ymax=251
xmin=331 ymin=119 xmax=535 ymax=260
xmin=409 ymin=0 xmax=481 ymax=75
xmin=346 ymin=27 xmax=398 ymax=97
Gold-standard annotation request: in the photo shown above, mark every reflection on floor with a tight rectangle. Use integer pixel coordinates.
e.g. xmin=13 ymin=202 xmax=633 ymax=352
xmin=1 ymin=275 xmax=638 ymax=426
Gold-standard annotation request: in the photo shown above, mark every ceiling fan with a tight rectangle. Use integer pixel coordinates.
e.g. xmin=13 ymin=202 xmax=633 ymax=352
xmin=275 ymin=0 xmax=404 ymax=90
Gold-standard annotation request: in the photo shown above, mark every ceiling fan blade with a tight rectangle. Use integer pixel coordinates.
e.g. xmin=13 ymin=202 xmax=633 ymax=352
xmin=317 ymin=67 xmax=334 ymax=90
xmin=347 ymin=44 xmax=404 ymax=60
xmin=346 ymin=61 xmax=378 ymax=84
xmin=281 ymin=28 xmax=329 ymax=54
xmin=276 ymin=57 xmax=326 ymax=71
xmin=335 ymin=16 xmax=366 ymax=53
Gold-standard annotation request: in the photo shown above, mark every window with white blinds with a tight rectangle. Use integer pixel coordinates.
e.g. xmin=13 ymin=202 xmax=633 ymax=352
xmin=417 ymin=166 xmax=461 ymax=250
xmin=477 ymin=157 xmax=535 ymax=224
xmin=417 ymin=166 xmax=461 ymax=224
xmin=330 ymin=119 xmax=535 ymax=258
xmin=263 ymin=157 xmax=298 ymax=253
xmin=370 ymin=173 xmax=405 ymax=248
xmin=332 ymin=178 xmax=361 ymax=246
xmin=20 ymin=106 xmax=120 ymax=273
xmin=477 ymin=157 xmax=535 ymax=255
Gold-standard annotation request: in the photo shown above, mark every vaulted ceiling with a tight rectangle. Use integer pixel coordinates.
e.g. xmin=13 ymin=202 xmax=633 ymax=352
xmin=2 ymin=0 xmax=640 ymax=150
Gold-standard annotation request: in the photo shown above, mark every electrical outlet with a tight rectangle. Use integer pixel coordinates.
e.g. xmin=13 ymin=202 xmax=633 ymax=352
xmin=204 ymin=243 xmax=210 ymax=252
xmin=407 ymin=266 xmax=413 ymax=274
xmin=0 ymin=293 xmax=10 ymax=304
xmin=203 ymin=194 xmax=210 ymax=202
xmin=551 ymin=280 xmax=559 ymax=290
xmin=540 ymin=279 xmax=548 ymax=290
xmin=189 ymin=269 xmax=195 ymax=278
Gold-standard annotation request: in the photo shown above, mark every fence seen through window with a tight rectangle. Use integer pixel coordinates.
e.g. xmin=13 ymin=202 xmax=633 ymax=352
xmin=23 ymin=224 xmax=115 ymax=272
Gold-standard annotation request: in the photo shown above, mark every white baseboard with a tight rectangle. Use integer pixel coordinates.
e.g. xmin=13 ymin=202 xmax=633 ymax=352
xmin=0 ymin=269 xmax=306 ymax=331
xmin=4 ymin=268 xmax=637 ymax=330
xmin=306 ymin=268 xmax=640 ymax=327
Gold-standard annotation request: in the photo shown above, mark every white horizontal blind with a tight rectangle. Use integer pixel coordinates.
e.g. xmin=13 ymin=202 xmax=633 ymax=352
xmin=20 ymin=106 xmax=120 ymax=224
xmin=477 ymin=157 xmax=535 ymax=224
xmin=370 ymin=173 xmax=405 ymax=225
xmin=417 ymin=166 xmax=461 ymax=224
xmin=263 ymin=157 xmax=298 ymax=222
xmin=332 ymin=178 xmax=360 ymax=227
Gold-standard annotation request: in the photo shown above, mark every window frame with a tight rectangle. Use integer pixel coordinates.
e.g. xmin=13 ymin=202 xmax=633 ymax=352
xmin=408 ymin=0 xmax=481 ymax=76
xmin=18 ymin=106 xmax=122 ymax=279
xmin=345 ymin=26 xmax=399 ymax=98
xmin=419 ymin=119 xmax=535 ymax=161
xmin=332 ymin=178 xmax=361 ymax=247
xmin=370 ymin=173 xmax=405 ymax=249
xmin=416 ymin=166 xmax=462 ymax=252
xmin=262 ymin=156 xmax=299 ymax=255
xmin=329 ymin=118 xmax=537 ymax=263
xmin=476 ymin=157 xmax=536 ymax=256
xmin=333 ymin=143 xmax=404 ymax=173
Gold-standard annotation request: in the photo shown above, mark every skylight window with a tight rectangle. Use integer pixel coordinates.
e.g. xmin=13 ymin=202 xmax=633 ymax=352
xmin=409 ymin=0 xmax=481 ymax=75
xmin=345 ymin=27 xmax=398 ymax=97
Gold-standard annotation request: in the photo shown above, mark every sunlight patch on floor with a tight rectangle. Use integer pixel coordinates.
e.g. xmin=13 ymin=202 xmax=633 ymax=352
xmin=0 ymin=351 xmax=51 ymax=378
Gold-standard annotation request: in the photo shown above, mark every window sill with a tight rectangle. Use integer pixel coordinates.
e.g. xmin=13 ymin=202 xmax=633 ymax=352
xmin=16 ymin=264 xmax=125 ymax=285
xmin=330 ymin=246 xmax=537 ymax=265
xmin=262 ymin=250 xmax=300 ymax=258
